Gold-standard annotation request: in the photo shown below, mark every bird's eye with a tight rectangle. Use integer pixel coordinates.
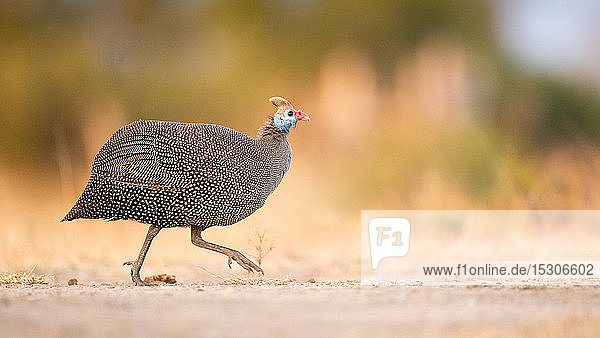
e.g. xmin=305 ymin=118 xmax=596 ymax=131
xmin=287 ymin=110 xmax=294 ymax=117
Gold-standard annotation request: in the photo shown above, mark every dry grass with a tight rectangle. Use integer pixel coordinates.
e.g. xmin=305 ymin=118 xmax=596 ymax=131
xmin=0 ymin=269 xmax=49 ymax=286
xmin=219 ymin=276 xmax=360 ymax=287
xmin=196 ymin=265 xmax=297 ymax=286
xmin=221 ymin=276 xmax=297 ymax=286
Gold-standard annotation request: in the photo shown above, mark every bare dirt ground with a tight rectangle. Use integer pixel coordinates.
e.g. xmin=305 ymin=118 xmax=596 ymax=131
xmin=1 ymin=280 xmax=600 ymax=337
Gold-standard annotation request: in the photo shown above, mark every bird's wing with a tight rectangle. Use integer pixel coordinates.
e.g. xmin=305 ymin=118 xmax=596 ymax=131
xmin=91 ymin=120 xmax=192 ymax=189
xmin=91 ymin=120 xmax=256 ymax=190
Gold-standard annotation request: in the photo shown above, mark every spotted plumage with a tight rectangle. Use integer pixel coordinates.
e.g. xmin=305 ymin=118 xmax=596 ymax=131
xmin=62 ymin=96 xmax=310 ymax=285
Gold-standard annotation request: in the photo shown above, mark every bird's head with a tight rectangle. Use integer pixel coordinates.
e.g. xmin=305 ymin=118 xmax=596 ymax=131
xmin=269 ymin=96 xmax=310 ymax=133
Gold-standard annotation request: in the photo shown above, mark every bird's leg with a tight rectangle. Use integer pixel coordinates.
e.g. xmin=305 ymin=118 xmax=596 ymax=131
xmin=123 ymin=225 xmax=162 ymax=286
xmin=191 ymin=225 xmax=264 ymax=275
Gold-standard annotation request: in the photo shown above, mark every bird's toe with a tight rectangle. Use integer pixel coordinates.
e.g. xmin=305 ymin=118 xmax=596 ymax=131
xmin=132 ymin=277 xmax=157 ymax=287
xmin=230 ymin=251 xmax=263 ymax=274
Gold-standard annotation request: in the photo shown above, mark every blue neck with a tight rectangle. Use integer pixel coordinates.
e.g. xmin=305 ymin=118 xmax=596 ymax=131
xmin=273 ymin=114 xmax=291 ymax=134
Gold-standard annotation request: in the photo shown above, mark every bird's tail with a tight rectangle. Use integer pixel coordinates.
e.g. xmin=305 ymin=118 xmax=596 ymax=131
xmin=61 ymin=182 xmax=93 ymax=222
xmin=61 ymin=201 xmax=85 ymax=222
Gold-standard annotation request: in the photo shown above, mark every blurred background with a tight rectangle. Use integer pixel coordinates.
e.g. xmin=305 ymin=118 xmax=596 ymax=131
xmin=1 ymin=0 xmax=600 ymax=282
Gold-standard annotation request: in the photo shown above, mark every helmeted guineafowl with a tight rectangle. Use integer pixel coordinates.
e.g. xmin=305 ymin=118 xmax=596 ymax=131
xmin=62 ymin=96 xmax=310 ymax=285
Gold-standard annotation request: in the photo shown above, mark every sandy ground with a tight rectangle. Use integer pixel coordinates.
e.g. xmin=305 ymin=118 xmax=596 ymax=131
xmin=1 ymin=280 xmax=600 ymax=337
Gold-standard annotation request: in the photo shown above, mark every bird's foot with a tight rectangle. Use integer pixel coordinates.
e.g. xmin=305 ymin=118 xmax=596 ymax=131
xmin=123 ymin=260 xmax=157 ymax=286
xmin=132 ymin=276 xmax=157 ymax=287
xmin=226 ymin=250 xmax=264 ymax=275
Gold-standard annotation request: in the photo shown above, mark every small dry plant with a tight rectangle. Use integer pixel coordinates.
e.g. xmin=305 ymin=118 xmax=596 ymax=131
xmin=0 ymin=268 xmax=49 ymax=285
xmin=247 ymin=226 xmax=275 ymax=267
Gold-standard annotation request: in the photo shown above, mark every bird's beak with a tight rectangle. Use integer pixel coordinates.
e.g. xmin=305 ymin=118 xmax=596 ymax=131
xmin=295 ymin=110 xmax=310 ymax=121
